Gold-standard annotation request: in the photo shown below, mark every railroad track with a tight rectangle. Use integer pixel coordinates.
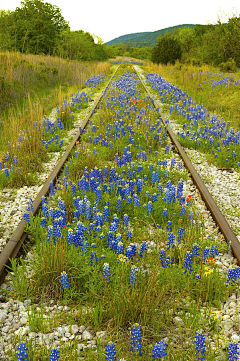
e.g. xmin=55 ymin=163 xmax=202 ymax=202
xmin=0 ymin=62 xmax=240 ymax=360
xmin=0 ymin=64 xmax=239 ymax=284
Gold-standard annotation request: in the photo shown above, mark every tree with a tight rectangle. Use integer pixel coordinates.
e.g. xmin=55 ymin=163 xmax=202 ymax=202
xmin=152 ymin=32 xmax=182 ymax=65
xmin=11 ymin=0 xmax=69 ymax=54
xmin=0 ymin=10 xmax=15 ymax=51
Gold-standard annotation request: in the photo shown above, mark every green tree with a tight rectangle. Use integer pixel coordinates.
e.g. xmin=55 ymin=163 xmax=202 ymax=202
xmin=0 ymin=10 xmax=15 ymax=51
xmin=152 ymin=32 xmax=182 ymax=65
xmin=10 ymin=0 xmax=69 ymax=54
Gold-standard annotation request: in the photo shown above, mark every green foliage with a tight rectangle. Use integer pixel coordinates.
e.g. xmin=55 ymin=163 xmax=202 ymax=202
xmin=152 ymin=32 xmax=182 ymax=65
xmin=0 ymin=0 xmax=109 ymax=61
xmin=2 ymin=0 xmax=69 ymax=54
xmin=219 ymin=58 xmax=237 ymax=72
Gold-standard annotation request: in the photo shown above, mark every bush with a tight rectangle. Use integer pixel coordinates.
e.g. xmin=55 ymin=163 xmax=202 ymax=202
xmin=219 ymin=58 xmax=236 ymax=72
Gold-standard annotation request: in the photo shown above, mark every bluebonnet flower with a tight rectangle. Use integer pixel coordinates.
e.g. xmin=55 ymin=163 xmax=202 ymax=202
xmin=179 ymin=205 xmax=186 ymax=217
xmin=226 ymin=267 xmax=240 ymax=286
xmin=188 ymin=211 xmax=194 ymax=225
xmin=148 ymin=201 xmax=153 ymax=214
xmin=24 ymin=213 xmax=30 ymax=223
xmin=203 ymin=247 xmax=210 ymax=261
xmin=228 ymin=341 xmax=239 ymax=361
xmin=210 ymin=245 xmax=218 ymax=258
xmin=27 ymin=198 xmax=34 ymax=212
xmin=130 ymin=323 xmax=142 ymax=356
xmin=178 ymin=162 xmax=183 ymax=170
xmin=157 ymin=183 xmax=163 ymax=196
xmin=116 ymin=197 xmax=122 ymax=212
xmin=133 ymin=193 xmax=140 ymax=207
xmin=170 ymin=158 xmax=175 ymax=168
xmin=194 ymin=332 xmax=206 ymax=361
xmin=103 ymin=206 xmax=109 ymax=221
xmin=60 ymin=271 xmax=69 ymax=289
xmin=126 ymin=245 xmax=132 ymax=261
xmin=65 ymin=165 xmax=69 ymax=178
xmin=112 ymin=214 xmax=119 ymax=229
xmin=96 ymin=187 xmax=102 ymax=202
xmin=49 ymin=348 xmax=60 ymax=361
xmin=116 ymin=241 xmax=124 ymax=254
xmin=67 ymin=229 xmax=74 ymax=245
xmin=192 ymin=244 xmax=199 ymax=257
xmin=40 ymin=217 xmax=47 ymax=228
xmin=159 ymin=249 xmax=170 ymax=268
xmin=129 ymin=266 xmax=138 ymax=285
xmin=82 ymin=241 xmax=89 ymax=256
xmin=122 ymin=214 xmax=129 ymax=228
xmin=140 ymin=241 xmax=148 ymax=257
xmin=126 ymin=229 xmax=132 ymax=242
xmin=184 ymin=252 xmax=193 ymax=276
xmin=4 ymin=168 xmax=9 ymax=177
xmin=166 ymin=221 xmax=172 ymax=232
xmin=47 ymin=225 xmax=53 ymax=241
xmin=162 ymin=209 xmax=168 ymax=219
xmin=103 ymin=263 xmax=110 ymax=282
xmin=105 ymin=342 xmax=117 ymax=361
xmin=90 ymin=252 xmax=97 ymax=267
xmin=16 ymin=342 xmax=29 ymax=360
xmin=152 ymin=193 xmax=158 ymax=203
xmin=96 ymin=212 xmax=103 ymax=227
xmin=50 ymin=181 xmax=55 ymax=196
xmin=6 ymin=152 xmax=10 ymax=161
xmin=167 ymin=232 xmax=175 ymax=250
xmin=177 ymin=227 xmax=185 ymax=243
xmin=151 ymin=340 xmax=167 ymax=360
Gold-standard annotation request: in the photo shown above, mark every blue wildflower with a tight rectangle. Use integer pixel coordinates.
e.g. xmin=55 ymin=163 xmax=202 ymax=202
xmin=226 ymin=267 xmax=240 ymax=286
xmin=129 ymin=265 xmax=138 ymax=285
xmin=228 ymin=341 xmax=239 ymax=361
xmin=184 ymin=252 xmax=193 ymax=276
xmin=194 ymin=332 xmax=206 ymax=361
xmin=130 ymin=323 xmax=142 ymax=356
xmin=105 ymin=342 xmax=117 ymax=361
xmin=151 ymin=340 xmax=167 ymax=360
xmin=103 ymin=263 xmax=110 ymax=282
xmin=60 ymin=271 xmax=69 ymax=289
xmin=139 ymin=241 xmax=148 ymax=257
xmin=192 ymin=244 xmax=199 ymax=257
xmin=16 ymin=342 xmax=29 ymax=361
xmin=162 ymin=209 xmax=168 ymax=219
xmin=49 ymin=348 xmax=60 ymax=361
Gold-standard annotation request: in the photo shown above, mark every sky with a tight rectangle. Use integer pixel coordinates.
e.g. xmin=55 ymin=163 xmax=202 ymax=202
xmin=2 ymin=0 xmax=240 ymax=43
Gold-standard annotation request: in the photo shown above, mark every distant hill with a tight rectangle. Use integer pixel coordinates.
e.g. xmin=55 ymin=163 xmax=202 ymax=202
xmin=106 ymin=24 xmax=197 ymax=47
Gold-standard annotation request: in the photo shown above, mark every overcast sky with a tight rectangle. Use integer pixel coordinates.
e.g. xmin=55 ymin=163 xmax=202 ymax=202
xmin=2 ymin=0 xmax=240 ymax=43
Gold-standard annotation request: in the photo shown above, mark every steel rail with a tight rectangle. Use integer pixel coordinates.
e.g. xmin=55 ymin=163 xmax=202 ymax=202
xmin=0 ymin=65 xmax=120 ymax=284
xmin=134 ymin=65 xmax=240 ymax=264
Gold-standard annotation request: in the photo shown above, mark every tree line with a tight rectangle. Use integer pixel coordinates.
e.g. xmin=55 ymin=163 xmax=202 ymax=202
xmin=0 ymin=0 xmax=114 ymax=61
xmin=152 ymin=16 xmax=240 ymax=70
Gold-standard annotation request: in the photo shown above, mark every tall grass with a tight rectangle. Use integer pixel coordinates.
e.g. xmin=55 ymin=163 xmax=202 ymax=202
xmin=0 ymin=51 xmax=111 ymax=187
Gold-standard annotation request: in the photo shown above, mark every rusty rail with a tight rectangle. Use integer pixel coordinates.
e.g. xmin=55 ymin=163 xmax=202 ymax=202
xmin=134 ymin=65 xmax=240 ymax=264
xmin=0 ymin=66 xmax=119 ymax=284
